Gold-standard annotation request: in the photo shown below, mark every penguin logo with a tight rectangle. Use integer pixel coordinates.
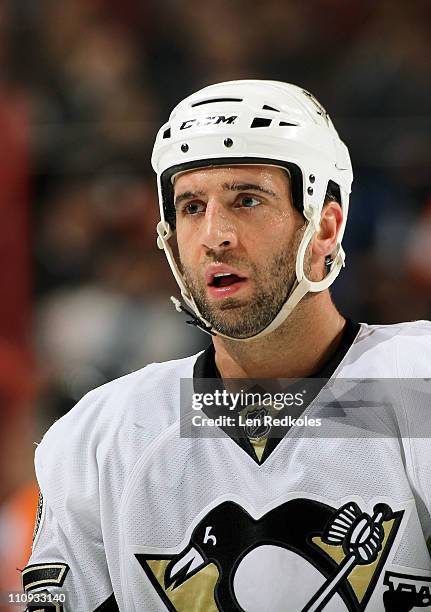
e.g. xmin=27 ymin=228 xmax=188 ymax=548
xmin=135 ymin=498 xmax=403 ymax=611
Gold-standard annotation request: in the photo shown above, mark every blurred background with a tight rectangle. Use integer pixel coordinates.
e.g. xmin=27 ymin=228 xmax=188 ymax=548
xmin=0 ymin=0 xmax=430 ymax=603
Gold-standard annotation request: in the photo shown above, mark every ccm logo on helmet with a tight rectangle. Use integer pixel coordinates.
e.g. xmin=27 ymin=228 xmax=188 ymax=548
xmin=180 ymin=115 xmax=238 ymax=130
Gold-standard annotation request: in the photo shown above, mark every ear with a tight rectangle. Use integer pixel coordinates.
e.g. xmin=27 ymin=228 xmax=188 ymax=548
xmin=311 ymin=201 xmax=343 ymax=261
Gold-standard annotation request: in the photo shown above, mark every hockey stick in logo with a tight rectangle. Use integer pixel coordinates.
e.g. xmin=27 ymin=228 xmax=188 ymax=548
xmin=302 ymin=502 xmax=392 ymax=612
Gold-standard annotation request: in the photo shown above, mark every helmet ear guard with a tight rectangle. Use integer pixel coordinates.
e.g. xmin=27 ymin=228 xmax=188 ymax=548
xmin=152 ymin=80 xmax=353 ymax=342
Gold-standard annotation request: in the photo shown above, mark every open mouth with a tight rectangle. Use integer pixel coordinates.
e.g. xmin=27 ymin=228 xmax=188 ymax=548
xmin=210 ymin=273 xmax=246 ymax=288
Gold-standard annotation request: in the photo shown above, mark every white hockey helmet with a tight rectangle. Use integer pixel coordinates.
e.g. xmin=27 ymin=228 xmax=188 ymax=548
xmin=152 ymin=80 xmax=353 ymax=341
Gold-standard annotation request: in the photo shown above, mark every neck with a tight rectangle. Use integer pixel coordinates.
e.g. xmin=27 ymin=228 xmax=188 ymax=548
xmin=213 ymin=291 xmax=346 ymax=379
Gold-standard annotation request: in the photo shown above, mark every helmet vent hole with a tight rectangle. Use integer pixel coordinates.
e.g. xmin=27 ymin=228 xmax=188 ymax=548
xmin=163 ymin=128 xmax=171 ymax=139
xmin=191 ymin=97 xmax=242 ymax=107
xmin=251 ymin=117 xmax=272 ymax=128
xmin=262 ymin=104 xmax=280 ymax=112
xmin=279 ymin=121 xmax=298 ymax=127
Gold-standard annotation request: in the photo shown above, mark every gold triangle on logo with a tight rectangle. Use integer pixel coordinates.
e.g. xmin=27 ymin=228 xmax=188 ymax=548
xmin=312 ymin=518 xmax=396 ymax=602
xmin=145 ymin=559 xmax=219 ymax=612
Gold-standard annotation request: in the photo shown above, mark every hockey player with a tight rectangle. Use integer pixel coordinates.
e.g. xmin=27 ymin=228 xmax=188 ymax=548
xmin=23 ymin=81 xmax=431 ymax=611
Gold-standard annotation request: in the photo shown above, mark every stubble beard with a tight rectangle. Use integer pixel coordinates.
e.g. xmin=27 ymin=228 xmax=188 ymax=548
xmin=181 ymin=228 xmax=310 ymax=339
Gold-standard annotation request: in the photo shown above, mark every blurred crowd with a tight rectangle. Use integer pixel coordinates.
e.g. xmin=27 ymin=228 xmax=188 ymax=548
xmin=0 ymin=0 xmax=430 ymax=603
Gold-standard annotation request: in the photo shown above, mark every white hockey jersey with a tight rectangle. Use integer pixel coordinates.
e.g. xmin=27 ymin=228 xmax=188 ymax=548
xmin=23 ymin=321 xmax=431 ymax=611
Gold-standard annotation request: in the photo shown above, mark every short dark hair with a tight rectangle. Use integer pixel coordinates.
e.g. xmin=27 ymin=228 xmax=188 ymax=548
xmin=324 ymin=180 xmax=341 ymax=205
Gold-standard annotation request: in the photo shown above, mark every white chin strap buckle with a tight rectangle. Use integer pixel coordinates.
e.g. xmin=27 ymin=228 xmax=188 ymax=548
xmin=169 ymin=297 xmax=215 ymax=337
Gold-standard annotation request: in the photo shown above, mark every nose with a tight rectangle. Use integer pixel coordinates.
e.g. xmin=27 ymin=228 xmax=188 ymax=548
xmin=201 ymin=200 xmax=238 ymax=252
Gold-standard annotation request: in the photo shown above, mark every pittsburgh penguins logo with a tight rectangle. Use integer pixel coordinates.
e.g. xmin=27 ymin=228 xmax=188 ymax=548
xmin=135 ymin=498 xmax=403 ymax=611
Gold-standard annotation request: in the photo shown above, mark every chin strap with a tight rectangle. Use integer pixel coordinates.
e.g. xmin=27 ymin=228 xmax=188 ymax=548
xmin=170 ymin=297 xmax=216 ymax=336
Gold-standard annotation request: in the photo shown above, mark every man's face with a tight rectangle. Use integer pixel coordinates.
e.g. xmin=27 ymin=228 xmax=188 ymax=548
xmin=173 ymin=165 xmax=307 ymax=339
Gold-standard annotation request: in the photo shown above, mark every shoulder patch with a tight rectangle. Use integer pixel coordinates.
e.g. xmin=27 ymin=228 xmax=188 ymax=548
xmin=22 ymin=562 xmax=69 ymax=592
